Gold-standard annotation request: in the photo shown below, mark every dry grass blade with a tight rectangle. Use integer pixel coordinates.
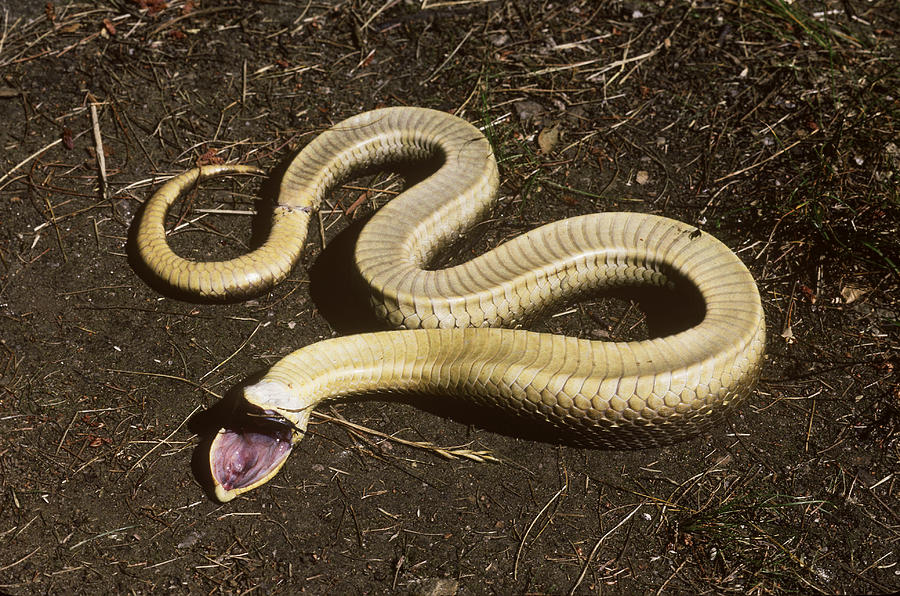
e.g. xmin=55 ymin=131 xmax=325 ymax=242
xmin=514 ymin=471 xmax=568 ymax=581
xmin=312 ymin=410 xmax=499 ymax=463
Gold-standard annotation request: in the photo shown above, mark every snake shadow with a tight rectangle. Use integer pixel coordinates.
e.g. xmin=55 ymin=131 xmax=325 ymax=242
xmin=305 ymin=158 xmax=445 ymax=333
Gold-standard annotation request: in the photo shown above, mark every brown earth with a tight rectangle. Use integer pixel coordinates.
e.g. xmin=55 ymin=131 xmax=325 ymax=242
xmin=1 ymin=1 xmax=898 ymax=594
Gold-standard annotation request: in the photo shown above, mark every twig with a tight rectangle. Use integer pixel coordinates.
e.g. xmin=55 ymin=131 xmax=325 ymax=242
xmin=526 ymin=57 xmax=607 ymax=78
xmin=422 ymin=0 xmax=495 ymax=6
xmin=569 ymin=504 xmax=642 ymax=595
xmin=361 ymin=0 xmax=402 ymax=31
xmin=192 ymin=208 xmax=256 ymax=216
xmin=0 ymin=546 xmax=41 ymax=572
xmin=317 ymin=209 xmax=327 ymax=248
xmin=311 ymin=410 xmax=498 ymax=463
xmin=514 ymin=470 xmax=568 ymax=580
xmin=0 ymin=7 xmax=11 ymax=58
xmin=656 ymin=560 xmax=687 ymax=595
xmin=199 ymin=322 xmax=262 ymax=382
xmin=41 ymin=194 xmax=67 ymax=263
xmin=289 ymin=0 xmax=314 ymax=35
xmin=106 ymin=369 xmax=222 ymax=399
xmin=531 ymin=48 xmax=659 ymax=81
xmin=714 ymin=131 xmax=817 ymax=182
xmin=0 ymin=139 xmax=62 ymax=191
xmin=126 ymin=404 xmax=202 ymax=477
xmin=69 ymin=525 xmax=137 ymax=551
xmin=241 ymin=59 xmax=247 ymax=106
xmin=804 ymin=396 xmax=816 ymax=453
xmin=147 ymin=6 xmax=238 ymax=38
xmin=89 ymin=100 xmax=108 ymax=202
xmin=424 ymin=26 xmax=474 ymax=83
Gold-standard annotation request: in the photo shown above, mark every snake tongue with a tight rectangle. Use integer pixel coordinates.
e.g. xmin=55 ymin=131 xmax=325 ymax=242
xmin=209 ymin=410 xmax=295 ymax=502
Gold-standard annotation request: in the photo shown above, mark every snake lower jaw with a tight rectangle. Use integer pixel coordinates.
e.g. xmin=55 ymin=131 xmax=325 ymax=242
xmin=209 ymin=410 xmax=300 ymax=502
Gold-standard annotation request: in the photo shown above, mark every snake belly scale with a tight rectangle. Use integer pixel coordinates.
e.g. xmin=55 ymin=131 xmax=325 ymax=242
xmin=136 ymin=107 xmax=766 ymax=502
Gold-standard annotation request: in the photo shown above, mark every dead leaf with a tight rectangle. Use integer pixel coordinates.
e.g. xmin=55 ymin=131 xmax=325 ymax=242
xmin=134 ymin=0 xmax=168 ymax=14
xmin=538 ymin=124 xmax=560 ymax=154
xmin=345 ymin=191 xmax=371 ymax=216
xmin=713 ymin=453 xmax=733 ymax=467
xmin=196 ymin=147 xmax=224 ymax=166
xmin=514 ymin=100 xmax=545 ymax=123
xmin=781 ymin=324 xmax=794 ymax=343
xmin=841 ymin=283 xmax=870 ymax=304
xmin=635 ymin=170 xmax=650 ymax=185
xmin=800 ymin=284 xmax=816 ymax=304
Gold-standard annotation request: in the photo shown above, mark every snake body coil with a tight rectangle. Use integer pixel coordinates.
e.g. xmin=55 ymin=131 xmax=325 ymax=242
xmin=137 ymin=108 xmax=766 ymax=502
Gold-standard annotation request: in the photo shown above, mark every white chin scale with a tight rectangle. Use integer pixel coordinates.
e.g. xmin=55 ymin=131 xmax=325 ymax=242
xmin=244 ymin=380 xmax=311 ymax=433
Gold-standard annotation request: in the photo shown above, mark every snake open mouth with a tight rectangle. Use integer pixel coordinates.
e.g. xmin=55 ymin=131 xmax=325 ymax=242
xmin=209 ymin=408 xmax=296 ymax=501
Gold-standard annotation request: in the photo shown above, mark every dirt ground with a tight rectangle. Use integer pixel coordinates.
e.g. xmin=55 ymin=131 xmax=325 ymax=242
xmin=1 ymin=1 xmax=898 ymax=594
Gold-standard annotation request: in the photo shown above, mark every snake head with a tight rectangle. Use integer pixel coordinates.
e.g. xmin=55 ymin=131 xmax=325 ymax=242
xmin=209 ymin=382 xmax=311 ymax=502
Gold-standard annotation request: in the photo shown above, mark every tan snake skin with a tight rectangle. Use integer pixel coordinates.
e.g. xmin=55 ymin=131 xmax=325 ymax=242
xmin=136 ymin=107 xmax=766 ymax=502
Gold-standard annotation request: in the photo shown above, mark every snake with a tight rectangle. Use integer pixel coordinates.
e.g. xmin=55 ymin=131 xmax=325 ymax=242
xmin=136 ymin=107 xmax=766 ymax=502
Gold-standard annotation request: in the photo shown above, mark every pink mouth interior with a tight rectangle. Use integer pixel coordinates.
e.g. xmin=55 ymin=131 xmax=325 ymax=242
xmin=211 ymin=414 xmax=294 ymax=491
